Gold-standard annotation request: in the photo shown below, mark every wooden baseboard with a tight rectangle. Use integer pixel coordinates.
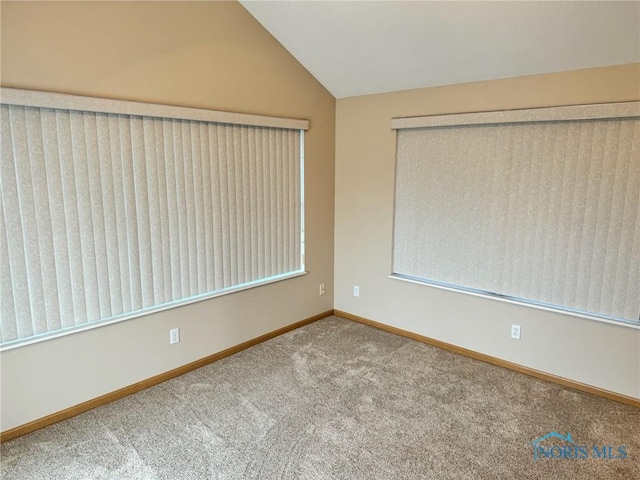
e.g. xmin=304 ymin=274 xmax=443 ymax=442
xmin=0 ymin=310 xmax=334 ymax=443
xmin=334 ymin=309 xmax=640 ymax=409
xmin=5 ymin=307 xmax=635 ymax=443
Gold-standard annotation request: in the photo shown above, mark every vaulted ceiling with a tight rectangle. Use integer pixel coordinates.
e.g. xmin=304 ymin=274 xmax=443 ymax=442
xmin=240 ymin=1 xmax=640 ymax=98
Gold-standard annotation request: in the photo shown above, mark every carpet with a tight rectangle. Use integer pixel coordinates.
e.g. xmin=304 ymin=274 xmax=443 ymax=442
xmin=1 ymin=316 xmax=639 ymax=479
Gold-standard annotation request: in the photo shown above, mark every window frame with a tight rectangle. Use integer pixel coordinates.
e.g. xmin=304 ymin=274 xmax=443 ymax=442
xmin=0 ymin=88 xmax=309 ymax=350
xmin=390 ymin=101 xmax=640 ymax=329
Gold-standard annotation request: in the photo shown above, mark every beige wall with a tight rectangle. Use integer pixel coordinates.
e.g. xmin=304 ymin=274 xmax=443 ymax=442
xmin=0 ymin=1 xmax=335 ymax=431
xmin=335 ymin=63 xmax=640 ymax=399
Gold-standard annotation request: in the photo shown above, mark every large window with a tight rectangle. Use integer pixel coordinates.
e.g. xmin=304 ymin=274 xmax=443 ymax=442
xmin=392 ymin=102 xmax=639 ymax=326
xmin=1 ymin=88 xmax=307 ymax=349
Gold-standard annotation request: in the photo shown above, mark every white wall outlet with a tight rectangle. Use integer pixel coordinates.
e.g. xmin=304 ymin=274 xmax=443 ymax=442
xmin=511 ymin=324 xmax=521 ymax=340
xmin=169 ymin=328 xmax=180 ymax=344
xmin=319 ymin=283 xmax=326 ymax=295
xmin=353 ymin=285 xmax=360 ymax=297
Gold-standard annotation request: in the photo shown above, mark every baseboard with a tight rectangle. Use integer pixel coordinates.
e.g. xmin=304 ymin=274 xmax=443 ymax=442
xmin=334 ymin=309 xmax=640 ymax=409
xmin=5 ymin=307 xmax=635 ymax=443
xmin=0 ymin=309 xmax=335 ymax=443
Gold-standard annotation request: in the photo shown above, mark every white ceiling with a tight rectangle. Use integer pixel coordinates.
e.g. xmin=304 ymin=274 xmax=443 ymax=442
xmin=239 ymin=1 xmax=640 ymax=98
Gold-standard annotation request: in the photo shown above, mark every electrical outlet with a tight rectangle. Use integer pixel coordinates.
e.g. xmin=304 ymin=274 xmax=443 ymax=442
xmin=511 ymin=324 xmax=521 ymax=340
xmin=353 ymin=285 xmax=360 ymax=297
xmin=170 ymin=328 xmax=180 ymax=344
xmin=319 ymin=283 xmax=326 ymax=295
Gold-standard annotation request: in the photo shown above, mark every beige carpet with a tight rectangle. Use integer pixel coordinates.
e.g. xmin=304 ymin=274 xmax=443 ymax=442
xmin=1 ymin=316 xmax=639 ymax=479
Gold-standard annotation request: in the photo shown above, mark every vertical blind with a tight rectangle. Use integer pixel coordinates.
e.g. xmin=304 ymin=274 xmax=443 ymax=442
xmin=392 ymin=102 xmax=640 ymax=325
xmin=0 ymin=89 xmax=307 ymax=348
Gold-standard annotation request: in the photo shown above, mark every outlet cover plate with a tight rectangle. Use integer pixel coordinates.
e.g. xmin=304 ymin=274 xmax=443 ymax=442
xmin=170 ymin=328 xmax=180 ymax=344
xmin=511 ymin=324 xmax=521 ymax=340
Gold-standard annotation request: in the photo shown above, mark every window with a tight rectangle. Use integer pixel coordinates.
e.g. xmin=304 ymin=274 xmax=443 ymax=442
xmin=0 ymin=88 xmax=308 ymax=349
xmin=391 ymin=102 xmax=639 ymax=325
